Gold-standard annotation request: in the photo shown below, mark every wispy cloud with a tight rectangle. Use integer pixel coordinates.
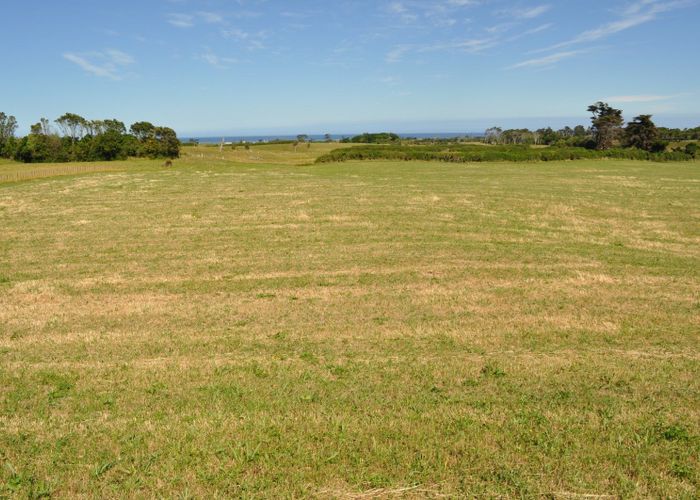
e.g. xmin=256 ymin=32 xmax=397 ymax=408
xmin=198 ymin=49 xmax=238 ymax=69
xmin=603 ymin=94 xmax=679 ymax=103
xmin=167 ymin=13 xmax=194 ymax=28
xmin=377 ymin=75 xmax=401 ymax=86
xmin=167 ymin=11 xmax=226 ymax=28
xmin=447 ymin=0 xmax=479 ymax=5
xmin=507 ymin=50 xmax=581 ymax=69
xmin=522 ymin=23 xmax=553 ymax=35
xmin=386 ymin=37 xmax=497 ymax=62
xmin=386 ymin=45 xmax=411 ymax=63
xmin=197 ymin=11 xmax=225 ymax=24
xmin=62 ymin=49 xmax=134 ymax=79
xmin=387 ymin=1 xmax=418 ymax=22
xmin=501 ymin=4 xmax=552 ymax=19
xmin=539 ymin=0 xmax=690 ymax=51
xmin=221 ymin=29 xmax=268 ymax=50
xmin=386 ymin=0 xmax=479 ymax=26
xmin=512 ymin=1 xmax=692 ymax=69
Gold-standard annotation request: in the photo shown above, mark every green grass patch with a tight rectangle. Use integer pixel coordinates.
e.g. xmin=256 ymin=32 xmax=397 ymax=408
xmin=0 ymin=157 xmax=698 ymax=497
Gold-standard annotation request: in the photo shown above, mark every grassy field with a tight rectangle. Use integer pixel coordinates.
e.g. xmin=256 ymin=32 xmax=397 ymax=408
xmin=1 ymin=156 xmax=698 ymax=497
xmin=183 ymin=142 xmax=344 ymax=166
xmin=0 ymin=158 xmax=162 ymax=184
xmin=0 ymin=143 xmax=342 ymax=184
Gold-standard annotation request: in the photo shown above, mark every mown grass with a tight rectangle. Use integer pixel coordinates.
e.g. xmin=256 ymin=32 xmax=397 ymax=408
xmin=1 ymin=157 xmax=698 ymax=498
xmin=0 ymin=158 xmax=165 ymax=184
xmin=0 ymin=142 xmax=343 ymax=185
xmin=183 ymin=142 xmax=345 ymax=166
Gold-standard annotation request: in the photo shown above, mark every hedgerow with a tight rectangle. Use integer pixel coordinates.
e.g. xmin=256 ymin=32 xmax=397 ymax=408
xmin=316 ymin=144 xmax=695 ymax=164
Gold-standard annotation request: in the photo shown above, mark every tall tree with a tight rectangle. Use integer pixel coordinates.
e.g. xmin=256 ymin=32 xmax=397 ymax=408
xmin=0 ymin=112 xmax=18 ymax=156
xmin=587 ymin=102 xmax=624 ymax=150
xmin=485 ymin=127 xmax=502 ymax=144
xmin=30 ymin=118 xmax=53 ymax=136
xmin=573 ymin=125 xmax=588 ymax=137
xmin=624 ymin=114 xmax=658 ymax=151
xmin=55 ymin=113 xmax=87 ymax=141
xmin=130 ymin=121 xmax=155 ymax=141
xmin=102 ymin=119 xmax=127 ymax=135
xmin=0 ymin=112 xmax=18 ymax=142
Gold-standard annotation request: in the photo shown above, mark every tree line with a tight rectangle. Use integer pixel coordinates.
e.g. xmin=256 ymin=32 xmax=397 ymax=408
xmin=484 ymin=102 xmax=699 ymax=157
xmin=0 ymin=112 xmax=180 ymax=163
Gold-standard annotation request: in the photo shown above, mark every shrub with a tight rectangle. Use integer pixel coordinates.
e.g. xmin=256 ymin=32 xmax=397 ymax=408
xmin=315 ymin=144 xmax=694 ymax=164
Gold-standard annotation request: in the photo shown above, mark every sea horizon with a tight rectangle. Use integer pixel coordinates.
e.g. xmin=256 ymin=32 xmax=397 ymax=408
xmin=185 ymin=132 xmax=484 ymax=144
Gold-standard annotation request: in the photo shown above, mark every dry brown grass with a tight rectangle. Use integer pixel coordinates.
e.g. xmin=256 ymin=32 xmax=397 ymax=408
xmin=0 ymin=158 xmax=698 ymax=497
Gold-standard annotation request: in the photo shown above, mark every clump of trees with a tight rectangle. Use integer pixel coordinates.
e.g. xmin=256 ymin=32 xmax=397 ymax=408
xmin=484 ymin=103 xmax=698 ymax=156
xmin=0 ymin=112 xmax=180 ymax=163
xmin=485 ymin=126 xmax=591 ymax=146
xmin=341 ymin=132 xmax=401 ymax=144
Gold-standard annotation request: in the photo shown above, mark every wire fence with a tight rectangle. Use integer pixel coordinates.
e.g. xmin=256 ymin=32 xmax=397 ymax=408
xmin=0 ymin=164 xmax=120 ymax=184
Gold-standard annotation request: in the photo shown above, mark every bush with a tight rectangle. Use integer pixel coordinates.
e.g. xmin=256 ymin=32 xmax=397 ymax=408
xmin=315 ymin=144 xmax=694 ymax=164
xmin=649 ymin=140 xmax=669 ymax=153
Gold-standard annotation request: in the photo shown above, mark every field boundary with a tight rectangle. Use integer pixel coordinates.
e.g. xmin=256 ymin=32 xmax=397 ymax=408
xmin=0 ymin=163 xmax=123 ymax=184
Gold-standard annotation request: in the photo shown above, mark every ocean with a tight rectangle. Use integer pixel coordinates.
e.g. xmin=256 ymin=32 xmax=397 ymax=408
xmin=185 ymin=132 xmax=483 ymax=144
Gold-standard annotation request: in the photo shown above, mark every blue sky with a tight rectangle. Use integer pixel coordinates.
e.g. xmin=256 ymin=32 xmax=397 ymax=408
xmin=3 ymin=0 xmax=699 ymax=135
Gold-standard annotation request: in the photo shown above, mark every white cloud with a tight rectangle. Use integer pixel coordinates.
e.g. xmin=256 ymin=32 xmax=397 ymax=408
xmin=198 ymin=50 xmax=238 ymax=68
xmin=541 ymin=0 xmax=690 ymax=51
xmin=63 ymin=49 xmax=135 ymax=79
xmin=424 ymin=38 xmax=498 ymax=53
xmin=104 ymin=49 xmax=134 ymax=65
xmin=377 ymin=75 xmax=401 ymax=85
xmin=386 ymin=45 xmax=411 ymax=63
xmin=167 ymin=11 xmax=226 ymax=28
xmin=603 ymin=94 xmax=677 ymax=103
xmin=388 ymin=1 xmax=408 ymax=14
xmin=508 ymin=50 xmax=581 ymax=69
xmin=197 ymin=11 xmax=225 ymax=24
xmin=167 ymin=13 xmax=194 ymax=28
xmin=514 ymin=5 xmax=551 ymax=19
xmin=522 ymin=23 xmax=553 ymax=35
xmin=221 ymin=29 xmax=268 ymax=50
xmin=386 ymin=36 xmax=496 ymax=63
xmin=498 ymin=4 xmax=551 ymax=19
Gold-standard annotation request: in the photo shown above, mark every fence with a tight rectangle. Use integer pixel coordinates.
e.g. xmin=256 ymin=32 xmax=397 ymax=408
xmin=0 ymin=164 xmax=120 ymax=184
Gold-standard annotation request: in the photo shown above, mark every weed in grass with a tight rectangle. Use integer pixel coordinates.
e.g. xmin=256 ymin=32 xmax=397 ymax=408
xmin=659 ymin=424 xmax=690 ymax=442
xmin=481 ymin=362 xmax=506 ymax=378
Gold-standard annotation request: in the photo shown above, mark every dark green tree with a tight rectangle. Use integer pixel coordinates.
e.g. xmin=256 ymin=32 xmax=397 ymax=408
xmin=573 ymin=125 xmax=588 ymax=137
xmin=624 ymin=114 xmax=658 ymax=151
xmin=103 ymin=119 xmax=127 ymax=135
xmin=588 ymin=102 xmax=624 ymax=150
xmin=143 ymin=127 xmax=180 ymax=158
xmin=55 ymin=113 xmax=87 ymax=141
xmin=92 ymin=129 xmax=128 ymax=160
xmin=536 ymin=127 xmax=558 ymax=145
xmin=130 ymin=121 xmax=155 ymax=141
xmin=0 ymin=112 xmax=18 ymax=157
